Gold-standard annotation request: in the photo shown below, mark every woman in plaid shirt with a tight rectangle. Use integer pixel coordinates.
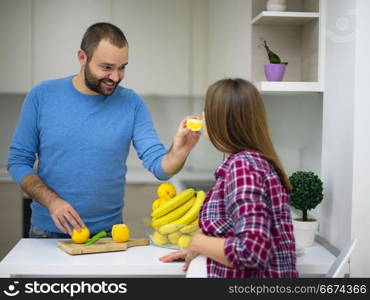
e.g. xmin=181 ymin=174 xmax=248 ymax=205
xmin=160 ymin=79 xmax=298 ymax=278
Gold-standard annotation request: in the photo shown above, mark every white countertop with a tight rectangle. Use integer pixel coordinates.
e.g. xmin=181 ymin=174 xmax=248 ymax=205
xmin=0 ymin=239 xmax=184 ymax=277
xmin=0 ymin=238 xmax=338 ymax=277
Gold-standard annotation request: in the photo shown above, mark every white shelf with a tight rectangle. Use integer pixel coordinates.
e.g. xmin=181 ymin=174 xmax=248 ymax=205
xmin=251 ymin=11 xmax=320 ymax=26
xmin=254 ymin=81 xmax=323 ymax=93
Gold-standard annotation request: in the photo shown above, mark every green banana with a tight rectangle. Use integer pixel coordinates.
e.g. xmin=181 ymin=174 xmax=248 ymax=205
xmin=151 ymin=196 xmax=195 ymax=229
xmin=180 ymin=218 xmax=199 ymax=234
xmin=158 ymin=223 xmax=182 ymax=235
xmin=151 ymin=188 xmax=195 ymax=218
xmin=177 ymin=234 xmax=192 ymax=248
xmin=168 ymin=231 xmax=182 ymax=244
xmin=152 ymin=231 xmax=168 ymax=245
xmin=172 ymin=190 xmax=206 ymax=225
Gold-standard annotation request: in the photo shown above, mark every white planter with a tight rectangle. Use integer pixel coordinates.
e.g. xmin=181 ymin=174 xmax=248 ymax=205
xmin=293 ymin=218 xmax=318 ymax=248
xmin=266 ymin=0 xmax=287 ymax=12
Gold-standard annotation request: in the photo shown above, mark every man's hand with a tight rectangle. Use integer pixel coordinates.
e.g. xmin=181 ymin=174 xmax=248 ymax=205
xmin=172 ymin=116 xmax=201 ymax=155
xmin=20 ymin=174 xmax=85 ymax=235
xmin=161 ymin=116 xmax=201 ymax=175
xmin=47 ymin=198 xmax=85 ymax=235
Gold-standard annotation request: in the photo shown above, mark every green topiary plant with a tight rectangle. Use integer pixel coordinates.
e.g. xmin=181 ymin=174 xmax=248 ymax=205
xmin=289 ymin=171 xmax=323 ymax=221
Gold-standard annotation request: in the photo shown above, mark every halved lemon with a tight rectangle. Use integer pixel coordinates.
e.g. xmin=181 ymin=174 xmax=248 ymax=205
xmin=186 ymin=118 xmax=203 ymax=131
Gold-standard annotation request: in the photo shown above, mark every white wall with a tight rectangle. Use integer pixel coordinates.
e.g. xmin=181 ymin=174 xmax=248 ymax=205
xmin=265 ymin=93 xmax=323 ymax=220
xmin=33 ymin=0 xmax=111 ymax=85
xmin=264 ymin=94 xmax=322 ymax=177
xmin=351 ymin=0 xmax=370 ymax=277
xmin=320 ymin=0 xmax=355 ymax=251
xmin=112 ymin=0 xmax=192 ymax=95
xmin=207 ymin=0 xmax=251 ymax=84
xmin=0 ymin=0 xmax=32 ymax=93
xmin=321 ymin=0 xmax=370 ymax=276
xmin=0 ymin=95 xmax=24 ymax=167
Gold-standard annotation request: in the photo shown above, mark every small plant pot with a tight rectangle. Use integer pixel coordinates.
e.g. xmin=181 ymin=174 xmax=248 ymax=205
xmin=264 ymin=63 xmax=286 ymax=81
xmin=292 ymin=218 xmax=318 ymax=248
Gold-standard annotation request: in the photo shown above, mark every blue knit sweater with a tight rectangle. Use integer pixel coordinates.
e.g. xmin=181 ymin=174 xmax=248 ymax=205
xmin=8 ymin=76 xmax=170 ymax=233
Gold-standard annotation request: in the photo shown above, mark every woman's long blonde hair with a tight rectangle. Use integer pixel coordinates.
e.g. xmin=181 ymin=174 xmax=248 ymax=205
xmin=204 ymin=78 xmax=291 ymax=191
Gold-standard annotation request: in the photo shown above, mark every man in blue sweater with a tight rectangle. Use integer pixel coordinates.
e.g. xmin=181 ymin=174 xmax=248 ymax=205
xmin=7 ymin=23 xmax=200 ymax=238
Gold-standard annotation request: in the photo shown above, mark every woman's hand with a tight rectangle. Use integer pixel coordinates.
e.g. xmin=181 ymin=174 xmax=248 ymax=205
xmin=159 ymin=249 xmax=200 ymax=271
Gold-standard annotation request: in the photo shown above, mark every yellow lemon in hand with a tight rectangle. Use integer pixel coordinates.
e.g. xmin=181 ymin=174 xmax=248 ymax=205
xmin=112 ymin=224 xmax=130 ymax=243
xmin=157 ymin=183 xmax=176 ymax=199
xmin=71 ymin=227 xmax=90 ymax=244
xmin=186 ymin=118 xmax=203 ymax=131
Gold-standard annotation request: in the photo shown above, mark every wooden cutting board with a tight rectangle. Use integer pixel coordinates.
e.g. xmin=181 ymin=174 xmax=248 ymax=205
xmin=57 ymin=238 xmax=150 ymax=255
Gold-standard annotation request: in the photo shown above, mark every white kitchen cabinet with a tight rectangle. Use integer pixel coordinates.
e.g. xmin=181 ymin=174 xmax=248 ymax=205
xmin=112 ymin=0 xmax=192 ymax=96
xmin=0 ymin=0 xmax=32 ymax=93
xmin=32 ymin=0 xmax=111 ymax=85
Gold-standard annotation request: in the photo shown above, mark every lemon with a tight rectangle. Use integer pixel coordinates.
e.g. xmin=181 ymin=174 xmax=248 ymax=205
xmin=112 ymin=224 xmax=130 ymax=243
xmin=157 ymin=183 xmax=176 ymax=199
xmin=186 ymin=118 xmax=203 ymax=131
xmin=71 ymin=227 xmax=90 ymax=244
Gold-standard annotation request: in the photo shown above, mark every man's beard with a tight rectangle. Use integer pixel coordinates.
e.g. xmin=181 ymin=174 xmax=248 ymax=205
xmin=84 ymin=63 xmax=121 ymax=96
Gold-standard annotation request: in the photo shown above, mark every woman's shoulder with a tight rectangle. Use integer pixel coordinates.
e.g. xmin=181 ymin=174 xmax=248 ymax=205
xmin=221 ymin=151 xmax=286 ymax=192
xmin=224 ymin=150 xmax=273 ymax=173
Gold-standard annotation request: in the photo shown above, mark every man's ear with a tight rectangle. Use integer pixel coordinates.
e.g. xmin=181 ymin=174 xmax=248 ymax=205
xmin=77 ymin=49 xmax=88 ymax=66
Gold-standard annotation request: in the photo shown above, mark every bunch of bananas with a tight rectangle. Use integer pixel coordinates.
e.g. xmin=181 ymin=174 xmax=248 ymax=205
xmin=150 ymin=185 xmax=206 ymax=249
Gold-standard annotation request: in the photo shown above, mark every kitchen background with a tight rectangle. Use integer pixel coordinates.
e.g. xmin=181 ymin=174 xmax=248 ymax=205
xmin=1 ymin=0 xmax=369 ymax=276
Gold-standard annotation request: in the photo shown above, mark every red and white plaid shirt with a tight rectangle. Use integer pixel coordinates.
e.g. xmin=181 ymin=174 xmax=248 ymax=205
xmin=199 ymin=151 xmax=298 ymax=278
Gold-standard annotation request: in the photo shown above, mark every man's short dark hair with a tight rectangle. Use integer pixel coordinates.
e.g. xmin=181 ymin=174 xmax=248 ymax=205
xmin=80 ymin=22 xmax=128 ymax=61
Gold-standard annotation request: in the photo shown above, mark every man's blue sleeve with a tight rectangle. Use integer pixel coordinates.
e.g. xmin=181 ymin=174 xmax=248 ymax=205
xmin=7 ymin=89 xmax=39 ymax=184
xmin=132 ymin=97 xmax=172 ymax=181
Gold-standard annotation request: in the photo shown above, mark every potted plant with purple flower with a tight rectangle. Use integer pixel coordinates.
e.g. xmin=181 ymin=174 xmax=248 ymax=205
xmin=262 ymin=40 xmax=288 ymax=81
